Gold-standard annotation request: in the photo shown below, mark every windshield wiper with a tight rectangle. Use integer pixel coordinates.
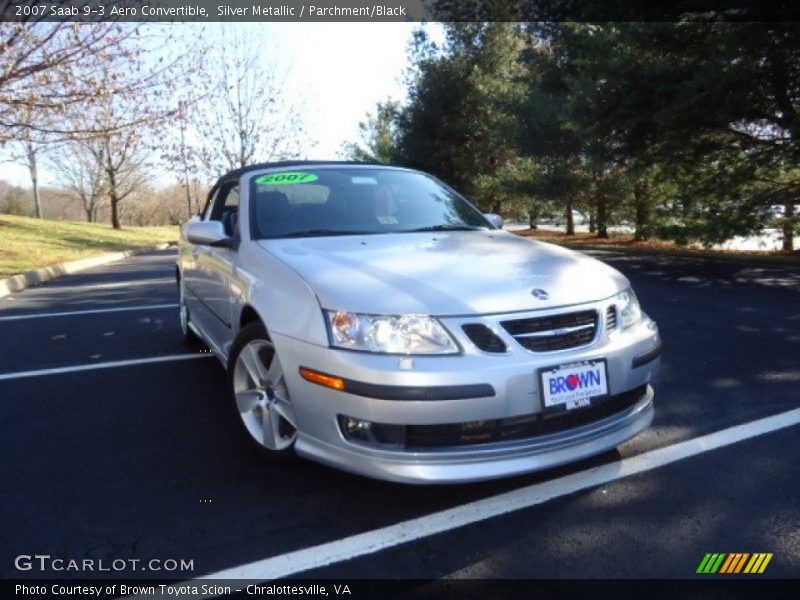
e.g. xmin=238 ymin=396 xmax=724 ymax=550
xmin=269 ymin=229 xmax=378 ymax=239
xmin=405 ymin=225 xmax=485 ymax=232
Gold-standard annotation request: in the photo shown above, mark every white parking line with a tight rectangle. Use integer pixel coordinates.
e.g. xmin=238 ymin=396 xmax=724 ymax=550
xmin=0 ymin=353 xmax=214 ymax=381
xmin=167 ymin=407 xmax=800 ymax=588
xmin=20 ymin=278 xmax=174 ymax=293
xmin=0 ymin=304 xmax=178 ymax=321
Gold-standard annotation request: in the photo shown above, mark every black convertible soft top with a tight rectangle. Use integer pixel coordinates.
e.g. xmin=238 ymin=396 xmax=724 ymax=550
xmin=215 ymin=160 xmax=390 ymax=185
xmin=206 ymin=160 xmax=400 ymax=203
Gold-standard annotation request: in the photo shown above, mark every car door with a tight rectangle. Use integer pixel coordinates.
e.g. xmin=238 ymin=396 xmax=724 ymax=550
xmin=181 ymin=188 xmax=218 ymax=327
xmin=189 ymin=181 xmax=240 ymax=350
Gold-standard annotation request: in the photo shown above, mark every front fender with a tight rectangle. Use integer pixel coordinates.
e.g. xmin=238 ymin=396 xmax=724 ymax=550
xmin=231 ymin=241 xmax=329 ymax=347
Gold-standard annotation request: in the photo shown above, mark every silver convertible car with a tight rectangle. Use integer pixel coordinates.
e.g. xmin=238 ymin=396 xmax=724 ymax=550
xmin=177 ymin=161 xmax=661 ymax=483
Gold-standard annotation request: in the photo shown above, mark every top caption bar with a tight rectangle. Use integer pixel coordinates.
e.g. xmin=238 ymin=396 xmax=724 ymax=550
xmin=1 ymin=0 xmax=425 ymax=22
xmin=1 ymin=0 xmax=798 ymax=22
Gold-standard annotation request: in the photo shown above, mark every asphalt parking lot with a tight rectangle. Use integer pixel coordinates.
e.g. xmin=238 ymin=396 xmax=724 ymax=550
xmin=1 ymin=248 xmax=798 ymax=585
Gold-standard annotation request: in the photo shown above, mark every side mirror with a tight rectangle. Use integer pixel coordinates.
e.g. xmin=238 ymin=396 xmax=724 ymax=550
xmin=184 ymin=220 xmax=231 ymax=247
xmin=484 ymin=213 xmax=504 ymax=229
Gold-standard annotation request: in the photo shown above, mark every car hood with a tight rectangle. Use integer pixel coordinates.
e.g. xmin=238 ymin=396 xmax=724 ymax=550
xmin=258 ymin=231 xmax=628 ymax=316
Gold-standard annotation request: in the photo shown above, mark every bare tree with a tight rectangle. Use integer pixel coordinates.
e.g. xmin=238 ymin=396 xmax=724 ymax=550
xmin=0 ymin=11 xmax=142 ymax=142
xmin=25 ymin=137 xmax=43 ymax=217
xmin=61 ymin=25 xmax=198 ymax=228
xmin=48 ymin=140 xmax=107 ymax=222
xmin=2 ymin=19 xmax=139 ymax=218
xmin=148 ymin=28 xmax=211 ymax=219
xmin=192 ymin=25 xmax=309 ymax=174
xmin=161 ymin=96 xmax=207 ymax=219
xmin=3 ymin=102 xmax=51 ymax=218
xmin=0 ymin=180 xmax=28 ymax=215
xmin=124 ymin=181 xmax=199 ymax=226
xmin=85 ymin=127 xmax=152 ymax=229
xmin=1 ymin=16 xmax=197 ymax=221
xmin=65 ymin=67 xmax=158 ymax=229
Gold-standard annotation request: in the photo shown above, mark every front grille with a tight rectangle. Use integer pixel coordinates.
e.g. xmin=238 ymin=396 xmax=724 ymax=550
xmin=501 ymin=309 xmax=598 ymax=352
xmin=403 ymin=385 xmax=647 ymax=449
xmin=462 ymin=324 xmax=507 ymax=353
xmin=606 ymin=305 xmax=617 ymax=332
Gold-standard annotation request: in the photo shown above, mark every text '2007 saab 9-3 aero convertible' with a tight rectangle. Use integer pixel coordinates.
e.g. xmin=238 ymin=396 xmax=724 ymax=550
xmin=177 ymin=161 xmax=661 ymax=484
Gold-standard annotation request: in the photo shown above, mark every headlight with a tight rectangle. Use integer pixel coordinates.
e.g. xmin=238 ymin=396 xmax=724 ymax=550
xmin=326 ymin=311 xmax=459 ymax=354
xmin=615 ymin=288 xmax=642 ymax=329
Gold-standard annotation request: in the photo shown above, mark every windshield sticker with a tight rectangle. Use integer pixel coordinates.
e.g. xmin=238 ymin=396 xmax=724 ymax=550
xmin=377 ymin=216 xmax=398 ymax=225
xmin=351 ymin=176 xmax=378 ymax=185
xmin=256 ymin=172 xmax=318 ymax=185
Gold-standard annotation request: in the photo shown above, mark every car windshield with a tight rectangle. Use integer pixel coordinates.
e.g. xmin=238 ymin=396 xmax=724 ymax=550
xmin=249 ymin=167 xmax=491 ymax=239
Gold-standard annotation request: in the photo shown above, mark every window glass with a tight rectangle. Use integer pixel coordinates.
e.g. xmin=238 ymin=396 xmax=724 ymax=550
xmin=206 ymin=184 xmax=238 ymax=222
xmin=250 ymin=168 xmax=489 ymax=239
xmin=202 ymin=189 xmax=219 ymax=221
xmin=224 ymin=186 xmax=239 ymax=209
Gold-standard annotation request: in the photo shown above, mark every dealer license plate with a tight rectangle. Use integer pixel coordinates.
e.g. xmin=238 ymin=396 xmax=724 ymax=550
xmin=540 ymin=359 xmax=609 ymax=411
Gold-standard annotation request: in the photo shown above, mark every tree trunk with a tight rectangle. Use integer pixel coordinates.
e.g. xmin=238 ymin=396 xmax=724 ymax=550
xmin=597 ymin=197 xmax=608 ymax=239
xmin=84 ymin=200 xmax=99 ymax=223
xmin=491 ymin=197 xmax=502 ymax=215
xmin=528 ymin=204 xmax=538 ymax=229
xmin=192 ymin=181 xmax=202 ymax=214
xmin=565 ymin=201 xmax=574 ymax=236
xmin=110 ymin=194 xmax=121 ymax=228
xmin=184 ymin=180 xmax=193 ymax=218
xmin=634 ymin=179 xmax=651 ymax=242
xmin=104 ymin=143 xmax=122 ymax=229
xmin=108 ymin=170 xmax=121 ymax=229
xmin=27 ymin=142 xmax=43 ymax=219
xmin=180 ymin=108 xmax=194 ymax=218
xmin=783 ymin=202 xmax=795 ymax=252
xmin=589 ymin=205 xmax=596 ymax=234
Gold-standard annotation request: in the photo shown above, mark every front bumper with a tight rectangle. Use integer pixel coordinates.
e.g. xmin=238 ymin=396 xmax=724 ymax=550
xmin=274 ymin=311 xmax=661 ymax=484
xmin=297 ymin=385 xmax=653 ymax=483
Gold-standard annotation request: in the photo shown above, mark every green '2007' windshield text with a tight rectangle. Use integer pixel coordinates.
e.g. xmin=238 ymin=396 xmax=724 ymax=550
xmin=255 ymin=172 xmax=318 ymax=185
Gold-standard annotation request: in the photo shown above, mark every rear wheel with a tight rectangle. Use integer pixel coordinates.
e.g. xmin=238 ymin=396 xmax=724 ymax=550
xmin=178 ymin=278 xmax=198 ymax=344
xmin=229 ymin=322 xmax=298 ymax=460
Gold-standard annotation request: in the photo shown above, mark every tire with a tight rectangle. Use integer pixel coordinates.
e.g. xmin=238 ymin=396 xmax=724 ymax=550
xmin=178 ymin=278 xmax=199 ymax=344
xmin=228 ymin=322 xmax=298 ymax=460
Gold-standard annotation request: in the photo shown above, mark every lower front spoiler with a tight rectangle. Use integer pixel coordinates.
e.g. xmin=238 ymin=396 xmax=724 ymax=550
xmin=295 ymin=385 xmax=655 ymax=484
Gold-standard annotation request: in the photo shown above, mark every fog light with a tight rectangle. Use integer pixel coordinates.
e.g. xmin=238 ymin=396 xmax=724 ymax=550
xmin=346 ymin=417 xmax=371 ymax=433
xmin=339 ymin=416 xmax=372 ymax=442
xmin=338 ymin=415 xmax=405 ymax=447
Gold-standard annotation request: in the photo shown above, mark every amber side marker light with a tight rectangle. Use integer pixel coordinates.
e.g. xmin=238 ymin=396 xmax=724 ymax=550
xmin=299 ymin=367 xmax=347 ymax=391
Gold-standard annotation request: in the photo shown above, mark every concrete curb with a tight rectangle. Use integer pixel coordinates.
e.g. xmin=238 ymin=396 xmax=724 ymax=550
xmin=0 ymin=244 xmax=175 ymax=298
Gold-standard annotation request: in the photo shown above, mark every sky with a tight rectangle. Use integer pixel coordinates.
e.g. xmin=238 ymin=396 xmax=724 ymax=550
xmin=0 ymin=22 xmax=439 ymax=188
xmin=259 ymin=23 xmax=416 ymax=157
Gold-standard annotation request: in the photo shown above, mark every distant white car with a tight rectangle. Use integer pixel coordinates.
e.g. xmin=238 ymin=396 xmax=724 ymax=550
xmin=767 ymin=204 xmax=800 ymax=218
xmin=177 ymin=161 xmax=661 ymax=483
xmin=552 ymin=209 xmax=588 ymax=227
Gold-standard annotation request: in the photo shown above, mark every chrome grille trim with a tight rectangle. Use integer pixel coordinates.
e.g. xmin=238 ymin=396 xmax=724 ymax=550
xmin=513 ymin=323 xmax=596 ymax=338
xmin=500 ymin=309 xmax=599 ymax=352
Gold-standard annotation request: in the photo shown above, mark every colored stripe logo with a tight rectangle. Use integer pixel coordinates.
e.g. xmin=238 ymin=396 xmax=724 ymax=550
xmin=697 ymin=553 xmax=773 ymax=574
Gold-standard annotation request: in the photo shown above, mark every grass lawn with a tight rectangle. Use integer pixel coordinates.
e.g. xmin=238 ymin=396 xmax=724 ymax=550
xmin=0 ymin=215 xmax=180 ymax=278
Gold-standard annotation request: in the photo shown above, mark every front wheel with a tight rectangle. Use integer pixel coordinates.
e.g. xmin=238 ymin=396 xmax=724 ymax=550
xmin=228 ymin=322 xmax=298 ymax=460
